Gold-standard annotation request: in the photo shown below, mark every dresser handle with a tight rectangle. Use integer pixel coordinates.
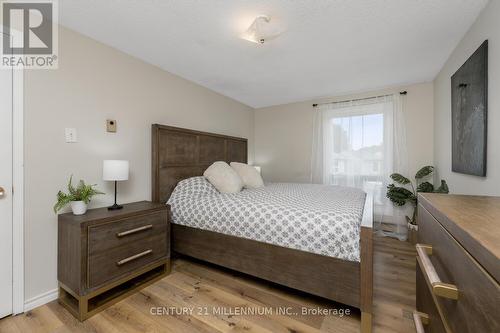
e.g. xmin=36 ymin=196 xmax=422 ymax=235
xmin=116 ymin=249 xmax=153 ymax=266
xmin=116 ymin=224 xmax=153 ymax=237
xmin=412 ymin=311 xmax=429 ymax=333
xmin=416 ymin=244 xmax=459 ymax=300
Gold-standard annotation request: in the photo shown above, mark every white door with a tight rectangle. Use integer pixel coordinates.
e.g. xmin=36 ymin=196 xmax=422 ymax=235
xmin=0 ymin=46 xmax=13 ymax=318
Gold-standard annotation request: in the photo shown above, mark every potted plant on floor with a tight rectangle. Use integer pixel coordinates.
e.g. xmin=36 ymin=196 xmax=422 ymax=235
xmin=53 ymin=176 xmax=104 ymax=215
xmin=386 ymin=166 xmax=449 ymax=244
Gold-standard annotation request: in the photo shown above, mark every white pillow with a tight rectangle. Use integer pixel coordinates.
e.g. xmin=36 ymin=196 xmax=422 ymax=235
xmin=203 ymin=162 xmax=243 ymax=193
xmin=230 ymin=162 xmax=264 ymax=189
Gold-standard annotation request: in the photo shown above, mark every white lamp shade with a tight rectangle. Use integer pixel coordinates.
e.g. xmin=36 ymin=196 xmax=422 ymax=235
xmin=253 ymin=166 xmax=261 ymax=174
xmin=103 ymin=160 xmax=129 ymax=181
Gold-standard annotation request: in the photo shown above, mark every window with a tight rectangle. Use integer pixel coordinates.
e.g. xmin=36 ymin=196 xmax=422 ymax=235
xmin=312 ymin=95 xmax=401 ymax=221
xmin=312 ymin=94 xmax=409 ymax=238
xmin=330 ymin=112 xmax=385 ymax=187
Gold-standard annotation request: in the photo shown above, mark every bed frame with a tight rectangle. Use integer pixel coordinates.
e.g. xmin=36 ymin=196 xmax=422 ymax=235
xmin=151 ymin=124 xmax=373 ymax=333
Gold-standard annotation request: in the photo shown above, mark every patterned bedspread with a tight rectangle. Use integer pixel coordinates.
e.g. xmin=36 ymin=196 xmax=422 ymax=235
xmin=167 ymin=177 xmax=366 ymax=262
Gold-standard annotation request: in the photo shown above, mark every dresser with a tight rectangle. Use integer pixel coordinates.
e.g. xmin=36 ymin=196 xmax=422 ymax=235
xmin=58 ymin=201 xmax=170 ymax=320
xmin=415 ymin=193 xmax=500 ymax=333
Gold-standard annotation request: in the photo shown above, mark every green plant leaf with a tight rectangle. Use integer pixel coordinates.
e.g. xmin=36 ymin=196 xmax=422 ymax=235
xmin=415 ymin=166 xmax=434 ymax=179
xmin=390 ymin=173 xmax=411 ymax=185
xmin=386 ymin=184 xmax=414 ymax=206
xmin=55 ymin=176 xmax=104 ymax=213
xmin=434 ymin=180 xmax=449 ymax=194
xmin=53 ymin=191 xmax=72 ymax=213
xmin=417 ymin=182 xmax=434 ymax=193
xmin=67 ymin=175 xmax=77 ymax=196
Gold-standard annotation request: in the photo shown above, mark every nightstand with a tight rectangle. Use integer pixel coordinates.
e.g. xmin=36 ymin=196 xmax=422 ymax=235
xmin=57 ymin=201 xmax=170 ymax=320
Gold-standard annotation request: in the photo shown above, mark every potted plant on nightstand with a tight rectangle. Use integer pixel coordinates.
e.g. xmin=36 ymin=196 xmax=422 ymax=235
xmin=386 ymin=166 xmax=449 ymax=244
xmin=53 ymin=176 xmax=104 ymax=215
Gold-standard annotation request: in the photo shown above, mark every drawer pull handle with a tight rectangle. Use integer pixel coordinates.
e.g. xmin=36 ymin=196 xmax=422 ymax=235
xmin=416 ymin=244 xmax=459 ymax=300
xmin=116 ymin=224 xmax=153 ymax=237
xmin=116 ymin=249 xmax=153 ymax=266
xmin=412 ymin=311 xmax=429 ymax=333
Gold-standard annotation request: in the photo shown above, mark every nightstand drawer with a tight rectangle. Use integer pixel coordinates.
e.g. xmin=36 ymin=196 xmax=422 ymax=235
xmin=418 ymin=204 xmax=500 ymax=333
xmin=88 ymin=211 xmax=167 ymax=255
xmin=88 ymin=233 xmax=167 ymax=288
xmin=58 ymin=201 xmax=170 ymax=320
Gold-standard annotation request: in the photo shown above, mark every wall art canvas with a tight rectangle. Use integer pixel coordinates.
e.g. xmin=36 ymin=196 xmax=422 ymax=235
xmin=451 ymin=40 xmax=488 ymax=177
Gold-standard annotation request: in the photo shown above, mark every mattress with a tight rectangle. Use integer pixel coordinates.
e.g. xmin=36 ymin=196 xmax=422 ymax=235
xmin=167 ymin=176 xmax=366 ymax=262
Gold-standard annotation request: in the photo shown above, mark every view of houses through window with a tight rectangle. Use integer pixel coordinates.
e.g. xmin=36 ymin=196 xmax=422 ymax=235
xmin=329 ymin=111 xmax=386 ymax=206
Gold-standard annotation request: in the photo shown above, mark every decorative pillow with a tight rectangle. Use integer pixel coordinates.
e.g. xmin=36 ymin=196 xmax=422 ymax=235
xmin=230 ymin=162 xmax=264 ymax=189
xmin=203 ymin=161 xmax=243 ymax=193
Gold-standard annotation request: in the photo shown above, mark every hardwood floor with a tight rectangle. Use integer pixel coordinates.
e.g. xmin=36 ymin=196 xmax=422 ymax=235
xmin=0 ymin=236 xmax=416 ymax=333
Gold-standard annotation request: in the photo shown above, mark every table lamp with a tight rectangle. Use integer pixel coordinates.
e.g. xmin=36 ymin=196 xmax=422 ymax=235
xmin=103 ymin=160 xmax=129 ymax=210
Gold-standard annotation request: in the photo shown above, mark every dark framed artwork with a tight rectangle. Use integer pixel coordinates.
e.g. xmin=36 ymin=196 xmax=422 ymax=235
xmin=451 ymin=40 xmax=488 ymax=177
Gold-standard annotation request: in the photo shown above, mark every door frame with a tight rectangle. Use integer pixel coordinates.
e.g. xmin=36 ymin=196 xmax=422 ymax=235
xmin=12 ymin=65 xmax=24 ymax=315
xmin=1 ymin=27 xmax=25 ymax=315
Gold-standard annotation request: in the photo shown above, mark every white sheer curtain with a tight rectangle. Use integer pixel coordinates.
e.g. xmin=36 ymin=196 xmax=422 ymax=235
xmin=311 ymin=93 xmax=409 ymax=239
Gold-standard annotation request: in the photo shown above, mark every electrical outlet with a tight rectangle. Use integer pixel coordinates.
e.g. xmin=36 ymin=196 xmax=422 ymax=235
xmin=106 ymin=119 xmax=117 ymax=133
xmin=65 ymin=128 xmax=77 ymax=143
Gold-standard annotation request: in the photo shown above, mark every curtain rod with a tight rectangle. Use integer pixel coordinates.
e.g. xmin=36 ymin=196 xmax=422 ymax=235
xmin=312 ymin=91 xmax=407 ymax=107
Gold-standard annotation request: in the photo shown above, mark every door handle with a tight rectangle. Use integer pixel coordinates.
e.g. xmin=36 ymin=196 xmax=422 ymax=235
xmin=0 ymin=186 xmax=5 ymax=198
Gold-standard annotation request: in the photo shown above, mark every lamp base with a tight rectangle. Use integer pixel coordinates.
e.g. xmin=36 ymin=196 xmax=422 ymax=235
xmin=107 ymin=203 xmax=123 ymax=210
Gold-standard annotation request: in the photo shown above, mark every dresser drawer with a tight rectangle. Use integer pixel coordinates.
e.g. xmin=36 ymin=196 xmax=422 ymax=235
xmin=416 ymin=264 xmax=447 ymax=333
xmin=88 ymin=233 xmax=168 ymax=288
xmin=88 ymin=211 xmax=168 ymax=255
xmin=418 ymin=204 xmax=500 ymax=333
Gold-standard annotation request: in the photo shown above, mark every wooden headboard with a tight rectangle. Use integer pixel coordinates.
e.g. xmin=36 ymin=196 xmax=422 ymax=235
xmin=151 ymin=124 xmax=248 ymax=203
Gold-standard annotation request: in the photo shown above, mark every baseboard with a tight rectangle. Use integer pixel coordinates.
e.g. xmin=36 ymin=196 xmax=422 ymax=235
xmin=24 ymin=288 xmax=59 ymax=312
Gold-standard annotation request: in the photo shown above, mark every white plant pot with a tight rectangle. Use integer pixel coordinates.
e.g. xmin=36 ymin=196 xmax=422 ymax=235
xmin=70 ymin=201 xmax=88 ymax=215
xmin=407 ymin=222 xmax=418 ymax=245
xmin=408 ymin=223 xmax=419 ymax=231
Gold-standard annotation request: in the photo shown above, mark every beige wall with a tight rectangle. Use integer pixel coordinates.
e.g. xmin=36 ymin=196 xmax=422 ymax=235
xmin=434 ymin=0 xmax=499 ymax=195
xmin=254 ymin=82 xmax=434 ymax=183
xmin=24 ymin=27 xmax=253 ymax=301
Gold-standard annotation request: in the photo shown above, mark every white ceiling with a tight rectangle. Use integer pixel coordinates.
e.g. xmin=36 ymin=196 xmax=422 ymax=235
xmin=59 ymin=0 xmax=488 ymax=108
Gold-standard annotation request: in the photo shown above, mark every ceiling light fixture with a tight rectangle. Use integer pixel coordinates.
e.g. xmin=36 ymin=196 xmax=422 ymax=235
xmin=241 ymin=15 xmax=282 ymax=44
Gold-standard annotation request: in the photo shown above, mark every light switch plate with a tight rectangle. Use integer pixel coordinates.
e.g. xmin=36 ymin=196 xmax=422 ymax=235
xmin=65 ymin=128 xmax=77 ymax=143
xmin=106 ymin=119 xmax=117 ymax=133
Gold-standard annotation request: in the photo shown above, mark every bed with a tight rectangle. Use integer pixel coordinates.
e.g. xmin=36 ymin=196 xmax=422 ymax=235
xmin=151 ymin=124 xmax=373 ymax=333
